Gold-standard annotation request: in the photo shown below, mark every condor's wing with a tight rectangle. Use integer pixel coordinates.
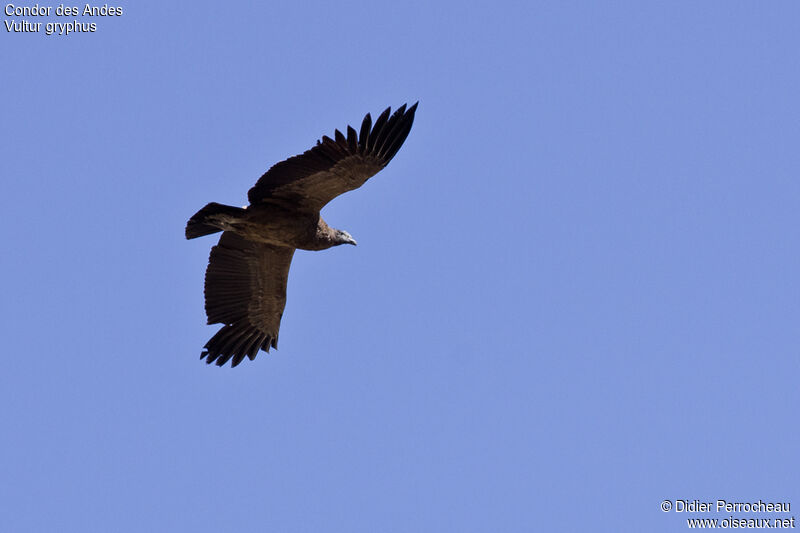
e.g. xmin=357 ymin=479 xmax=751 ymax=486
xmin=201 ymin=232 xmax=295 ymax=367
xmin=247 ymin=103 xmax=417 ymax=211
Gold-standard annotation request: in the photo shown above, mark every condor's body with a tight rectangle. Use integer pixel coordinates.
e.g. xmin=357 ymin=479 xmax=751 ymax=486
xmin=186 ymin=103 xmax=418 ymax=367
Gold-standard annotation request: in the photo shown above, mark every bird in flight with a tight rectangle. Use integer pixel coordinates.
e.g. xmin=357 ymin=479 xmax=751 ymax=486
xmin=186 ymin=103 xmax=418 ymax=367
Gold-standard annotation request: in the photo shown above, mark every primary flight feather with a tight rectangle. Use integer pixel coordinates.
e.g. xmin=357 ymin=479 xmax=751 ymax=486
xmin=186 ymin=103 xmax=418 ymax=367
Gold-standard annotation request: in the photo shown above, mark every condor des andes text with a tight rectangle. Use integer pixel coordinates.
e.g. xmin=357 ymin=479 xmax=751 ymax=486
xmin=4 ymin=4 xmax=123 ymax=34
xmin=5 ymin=4 xmax=123 ymax=16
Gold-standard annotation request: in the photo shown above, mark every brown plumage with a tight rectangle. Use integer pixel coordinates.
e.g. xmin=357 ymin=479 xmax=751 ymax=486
xmin=186 ymin=103 xmax=418 ymax=367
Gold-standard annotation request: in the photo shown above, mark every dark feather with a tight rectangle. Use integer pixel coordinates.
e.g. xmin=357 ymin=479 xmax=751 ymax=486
xmin=334 ymin=129 xmax=346 ymax=145
xmin=346 ymin=126 xmax=358 ymax=153
xmin=382 ymin=114 xmax=416 ymax=162
xmin=366 ymin=107 xmax=392 ymax=151
xmin=358 ymin=113 xmax=372 ymax=152
xmin=373 ymin=104 xmax=407 ymax=156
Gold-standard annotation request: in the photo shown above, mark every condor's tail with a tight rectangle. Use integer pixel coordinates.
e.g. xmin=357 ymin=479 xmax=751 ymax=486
xmin=185 ymin=202 xmax=246 ymax=240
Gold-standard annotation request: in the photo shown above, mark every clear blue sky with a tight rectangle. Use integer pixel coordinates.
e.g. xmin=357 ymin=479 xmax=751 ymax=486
xmin=2 ymin=1 xmax=798 ymax=531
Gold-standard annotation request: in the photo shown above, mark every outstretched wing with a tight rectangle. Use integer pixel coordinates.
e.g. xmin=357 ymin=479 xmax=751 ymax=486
xmin=247 ymin=103 xmax=418 ymax=211
xmin=202 ymin=232 xmax=295 ymax=367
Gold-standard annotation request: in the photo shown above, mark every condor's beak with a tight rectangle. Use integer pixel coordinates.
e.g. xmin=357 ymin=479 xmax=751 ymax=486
xmin=337 ymin=230 xmax=357 ymax=246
